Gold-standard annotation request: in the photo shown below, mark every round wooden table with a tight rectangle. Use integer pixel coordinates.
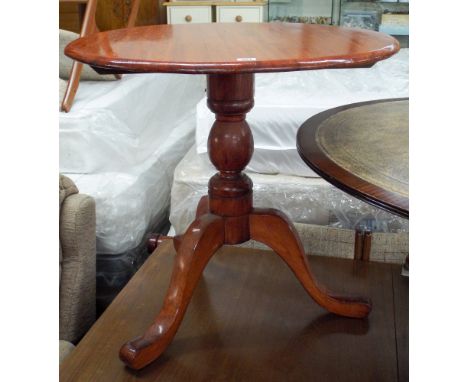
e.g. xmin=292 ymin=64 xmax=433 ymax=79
xmin=297 ymin=99 xmax=409 ymax=219
xmin=65 ymin=23 xmax=400 ymax=370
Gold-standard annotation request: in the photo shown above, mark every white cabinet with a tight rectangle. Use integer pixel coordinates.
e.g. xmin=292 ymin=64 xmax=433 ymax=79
xmin=217 ymin=5 xmax=267 ymax=23
xmin=167 ymin=6 xmax=212 ymax=24
xmin=164 ymin=2 xmax=268 ymax=25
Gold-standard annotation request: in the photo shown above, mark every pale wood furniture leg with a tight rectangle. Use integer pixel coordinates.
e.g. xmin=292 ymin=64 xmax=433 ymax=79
xmin=61 ymin=0 xmax=97 ymax=112
xmin=127 ymin=0 xmax=141 ymax=28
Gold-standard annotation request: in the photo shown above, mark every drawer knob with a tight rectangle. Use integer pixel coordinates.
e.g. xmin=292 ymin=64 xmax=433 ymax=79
xmin=235 ymin=15 xmax=243 ymax=22
xmin=185 ymin=15 xmax=192 ymax=22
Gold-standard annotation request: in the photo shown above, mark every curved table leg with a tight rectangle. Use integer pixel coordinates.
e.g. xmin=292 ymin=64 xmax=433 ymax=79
xmin=119 ymin=213 xmax=225 ymax=370
xmin=249 ymin=208 xmax=372 ymax=319
xmin=172 ymin=196 xmax=209 ymax=253
xmin=172 ymin=235 xmax=182 ymax=253
xmin=196 ymin=195 xmax=209 ymax=217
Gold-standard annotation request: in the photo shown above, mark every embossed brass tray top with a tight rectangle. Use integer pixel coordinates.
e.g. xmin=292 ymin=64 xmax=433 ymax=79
xmin=297 ymin=98 xmax=409 ymax=219
xmin=65 ymin=23 xmax=400 ymax=370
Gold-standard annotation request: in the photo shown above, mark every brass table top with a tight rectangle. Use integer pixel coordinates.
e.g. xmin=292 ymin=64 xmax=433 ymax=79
xmin=297 ymin=98 xmax=409 ymax=218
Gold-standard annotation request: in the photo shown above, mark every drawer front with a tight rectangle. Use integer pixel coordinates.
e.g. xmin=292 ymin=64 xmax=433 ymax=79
xmin=168 ymin=6 xmax=212 ymax=25
xmin=217 ymin=6 xmax=264 ymax=23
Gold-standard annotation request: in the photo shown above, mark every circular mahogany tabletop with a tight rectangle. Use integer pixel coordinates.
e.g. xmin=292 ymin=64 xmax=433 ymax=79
xmin=297 ymin=99 xmax=409 ymax=219
xmin=64 ymin=23 xmax=399 ymax=74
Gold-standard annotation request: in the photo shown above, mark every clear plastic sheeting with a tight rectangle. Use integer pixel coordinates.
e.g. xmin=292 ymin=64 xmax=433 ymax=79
xmin=65 ymin=111 xmax=197 ymax=255
xmin=60 ymin=73 xmax=206 ymax=255
xmin=170 ymin=147 xmax=408 ymax=235
xmin=196 ymin=48 xmax=408 ymax=177
xmin=60 ymin=73 xmax=205 ymax=174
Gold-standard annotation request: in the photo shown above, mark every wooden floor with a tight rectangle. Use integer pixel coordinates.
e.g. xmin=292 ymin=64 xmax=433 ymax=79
xmin=60 ymin=241 xmax=408 ymax=382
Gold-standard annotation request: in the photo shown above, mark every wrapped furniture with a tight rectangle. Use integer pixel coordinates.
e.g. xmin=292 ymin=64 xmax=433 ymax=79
xmin=59 ymin=69 xmax=206 ymax=312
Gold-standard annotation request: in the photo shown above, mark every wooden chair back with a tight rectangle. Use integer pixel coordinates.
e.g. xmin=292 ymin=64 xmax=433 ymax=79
xmin=60 ymin=0 xmax=141 ymax=112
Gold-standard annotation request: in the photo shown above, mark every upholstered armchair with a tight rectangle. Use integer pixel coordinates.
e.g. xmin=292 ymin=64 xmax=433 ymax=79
xmin=59 ymin=175 xmax=96 ymax=363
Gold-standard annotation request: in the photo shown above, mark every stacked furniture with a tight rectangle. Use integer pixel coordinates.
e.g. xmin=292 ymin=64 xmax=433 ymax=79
xmin=340 ymin=1 xmax=409 ymax=47
xmin=269 ymin=0 xmax=337 ymax=24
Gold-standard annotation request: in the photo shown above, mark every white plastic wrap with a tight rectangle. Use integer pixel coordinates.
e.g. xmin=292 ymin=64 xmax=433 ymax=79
xmin=60 ymin=73 xmax=205 ymax=174
xmin=196 ymin=48 xmax=408 ymax=177
xmin=65 ymin=111 xmax=197 ymax=254
xmin=170 ymin=147 xmax=408 ymax=235
xmin=60 ymin=72 xmax=206 ymax=255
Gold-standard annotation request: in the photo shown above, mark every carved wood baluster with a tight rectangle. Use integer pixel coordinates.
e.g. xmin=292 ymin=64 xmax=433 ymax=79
xmin=206 ymin=73 xmax=255 ymax=244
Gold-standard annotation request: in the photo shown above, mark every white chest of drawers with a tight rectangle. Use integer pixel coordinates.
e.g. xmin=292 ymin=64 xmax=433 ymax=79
xmin=164 ymin=1 xmax=268 ymax=25
xmin=167 ymin=5 xmax=212 ymax=24
xmin=217 ymin=4 xmax=267 ymax=23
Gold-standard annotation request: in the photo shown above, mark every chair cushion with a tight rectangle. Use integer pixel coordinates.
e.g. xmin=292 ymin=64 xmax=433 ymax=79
xmin=59 ymin=29 xmax=115 ymax=81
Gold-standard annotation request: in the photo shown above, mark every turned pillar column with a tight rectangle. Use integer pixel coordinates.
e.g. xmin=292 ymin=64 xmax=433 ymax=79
xmin=206 ymin=73 xmax=255 ymax=244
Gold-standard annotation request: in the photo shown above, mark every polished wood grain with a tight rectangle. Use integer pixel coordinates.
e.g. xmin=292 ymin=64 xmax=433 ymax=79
xmin=64 ymin=23 xmax=399 ymax=75
xmin=297 ymin=99 xmax=409 ymax=219
xmin=120 ymin=214 xmax=225 ymax=369
xmin=250 ymin=208 xmax=371 ymax=318
xmin=206 ymin=73 xmax=254 ymax=227
xmin=195 ymin=195 xmax=209 ymax=217
xmin=145 ymin=198 xmax=205 ymax=253
xmin=60 ymin=242 xmax=408 ymax=382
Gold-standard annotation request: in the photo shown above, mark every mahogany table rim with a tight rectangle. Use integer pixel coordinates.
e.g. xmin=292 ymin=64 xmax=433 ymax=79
xmin=297 ymin=98 xmax=409 ymax=219
xmin=64 ymin=23 xmax=400 ymax=75
xmin=69 ymin=51 xmax=393 ymax=75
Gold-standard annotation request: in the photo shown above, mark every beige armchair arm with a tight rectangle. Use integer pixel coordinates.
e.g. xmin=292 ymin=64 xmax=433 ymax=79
xmin=59 ymin=176 xmax=96 ymax=344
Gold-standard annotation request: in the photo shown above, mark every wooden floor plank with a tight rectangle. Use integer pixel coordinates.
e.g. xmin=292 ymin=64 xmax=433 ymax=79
xmin=61 ymin=241 xmax=404 ymax=381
